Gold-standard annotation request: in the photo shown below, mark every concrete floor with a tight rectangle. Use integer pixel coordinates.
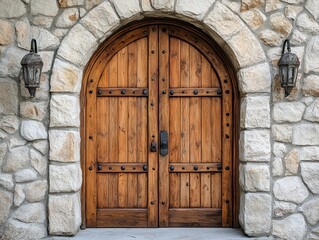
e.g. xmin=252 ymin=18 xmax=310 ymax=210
xmin=45 ymin=228 xmax=259 ymax=240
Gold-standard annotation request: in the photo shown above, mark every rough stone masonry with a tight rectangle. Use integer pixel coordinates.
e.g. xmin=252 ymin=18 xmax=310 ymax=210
xmin=0 ymin=0 xmax=319 ymax=239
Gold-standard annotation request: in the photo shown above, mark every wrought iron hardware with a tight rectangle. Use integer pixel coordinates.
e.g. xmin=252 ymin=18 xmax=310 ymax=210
xmin=150 ymin=141 xmax=157 ymax=152
xmin=170 ymin=165 xmax=175 ymax=171
xmin=160 ymin=130 xmax=168 ymax=157
xmin=97 ymin=165 xmax=102 ymax=170
xmin=194 ymin=166 xmax=198 ymax=171
xmin=121 ymin=165 xmax=125 ymax=170
xmin=143 ymin=165 xmax=148 ymax=171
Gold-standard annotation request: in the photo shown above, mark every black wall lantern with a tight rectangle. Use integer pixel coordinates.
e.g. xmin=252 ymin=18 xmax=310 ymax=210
xmin=277 ymin=39 xmax=300 ymax=97
xmin=21 ymin=39 xmax=43 ymax=98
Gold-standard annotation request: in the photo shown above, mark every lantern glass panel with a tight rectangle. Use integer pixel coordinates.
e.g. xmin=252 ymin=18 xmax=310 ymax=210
xmin=35 ymin=67 xmax=41 ymax=84
xmin=288 ymin=67 xmax=294 ymax=85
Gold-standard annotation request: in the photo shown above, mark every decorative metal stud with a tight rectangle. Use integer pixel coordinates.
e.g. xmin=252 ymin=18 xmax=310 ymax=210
xmin=97 ymin=166 xmax=102 ymax=170
xmin=143 ymin=165 xmax=148 ymax=171
xmin=217 ymin=88 xmax=222 ymax=95
xmin=143 ymin=89 xmax=148 ymax=95
xmin=162 ymin=90 xmax=166 ymax=94
xmin=225 ymin=166 xmax=230 ymax=170
xmin=121 ymin=165 xmax=125 ymax=170
xmin=194 ymin=166 xmax=198 ymax=171
xmin=121 ymin=89 xmax=126 ymax=94
xmin=169 ymin=90 xmax=174 ymax=95
xmin=193 ymin=90 xmax=198 ymax=95
xmin=170 ymin=166 xmax=175 ymax=171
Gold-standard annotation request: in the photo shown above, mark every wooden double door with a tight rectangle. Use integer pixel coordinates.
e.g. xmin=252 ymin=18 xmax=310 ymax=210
xmin=84 ymin=22 xmax=234 ymax=228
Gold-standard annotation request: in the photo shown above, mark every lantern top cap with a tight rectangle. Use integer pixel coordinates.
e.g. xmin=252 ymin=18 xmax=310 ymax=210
xmin=20 ymin=39 xmax=43 ymax=66
xmin=277 ymin=39 xmax=300 ymax=67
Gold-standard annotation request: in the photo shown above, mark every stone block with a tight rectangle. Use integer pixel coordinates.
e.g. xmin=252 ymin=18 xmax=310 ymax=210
xmin=50 ymin=94 xmax=80 ymax=127
xmin=31 ymin=27 xmax=60 ymax=50
xmin=301 ymin=197 xmax=319 ymax=225
xmin=265 ymin=0 xmax=284 ymax=12
xmin=293 ymin=123 xmax=319 ymax=145
xmin=31 ymin=0 xmax=59 ymax=16
xmin=0 ymin=19 xmax=14 ymax=45
xmin=272 ymin=124 xmax=292 ymax=143
xmin=0 ymin=81 xmax=18 ymax=114
xmin=0 ymin=47 xmax=28 ymax=77
xmin=297 ymin=13 xmax=319 ymax=35
xmin=273 ymin=176 xmax=309 ymax=204
xmin=304 ymin=98 xmax=319 ymax=122
xmin=240 ymin=163 xmax=270 ymax=192
xmin=50 ymin=59 xmax=82 ymax=93
xmin=240 ymin=95 xmax=270 ymax=128
xmin=290 ymin=30 xmax=307 ymax=46
xmin=85 ymin=0 xmax=103 ymax=10
xmin=299 ymin=146 xmax=319 ymax=161
xmin=241 ymin=9 xmax=266 ymax=30
xmin=31 ymin=149 xmax=48 ymax=175
xmin=273 ymin=214 xmax=307 ymax=240
xmin=176 ymin=0 xmax=215 ymax=20
xmin=284 ymin=149 xmax=299 ymax=175
xmin=58 ymin=24 xmax=97 ymax=67
xmin=240 ymin=0 xmax=265 ymax=11
xmin=15 ymin=169 xmax=38 ymax=183
xmin=49 ymin=192 xmax=81 ymax=235
xmin=240 ymin=193 xmax=271 ymax=236
xmin=270 ymin=12 xmax=292 ymax=37
xmin=49 ymin=164 xmax=82 ymax=193
xmin=56 ymin=8 xmax=79 ymax=28
xmin=21 ymin=120 xmax=47 ymax=141
xmin=32 ymin=15 xmax=54 ymax=29
xmin=12 ymin=203 xmax=45 ymax=223
xmin=301 ymin=162 xmax=319 ymax=194
xmin=285 ymin=5 xmax=303 ymax=21
xmin=3 ymin=146 xmax=30 ymax=173
xmin=259 ymin=29 xmax=283 ymax=46
xmin=272 ymin=157 xmax=283 ymax=177
xmin=109 ymin=0 xmax=140 ymax=19
xmin=150 ymin=0 xmax=174 ymax=11
xmin=38 ymin=51 xmax=54 ymax=73
xmin=239 ymin=130 xmax=271 ymax=162
xmin=14 ymin=184 xmax=25 ymax=207
xmin=273 ymin=102 xmax=305 ymax=123
xmin=25 ymin=180 xmax=48 ymax=202
xmin=58 ymin=0 xmax=85 ymax=7
xmin=15 ymin=18 xmax=31 ymax=50
xmin=0 ymin=0 xmax=26 ymax=18
xmin=274 ymin=201 xmax=296 ymax=217
xmin=238 ymin=62 xmax=271 ymax=94
xmin=303 ymin=75 xmax=319 ymax=97
xmin=304 ymin=36 xmax=319 ymax=74
xmin=20 ymin=101 xmax=48 ymax=121
xmin=0 ymin=142 xmax=7 ymax=167
xmin=0 ymin=189 xmax=13 ymax=224
xmin=32 ymin=140 xmax=48 ymax=155
xmin=141 ymin=0 xmax=154 ymax=11
xmin=0 ymin=115 xmax=19 ymax=134
xmin=49 ymin=130 xmax=80 ymax=162
xmin=0 ymin=173 xmax=13 ymax=191
xmin=306 ymin=0 xmax=319 ymax=20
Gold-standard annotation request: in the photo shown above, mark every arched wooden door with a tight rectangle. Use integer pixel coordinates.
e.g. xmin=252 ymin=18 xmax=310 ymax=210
xmin=83 ymin=21 xmax=236 ymax=228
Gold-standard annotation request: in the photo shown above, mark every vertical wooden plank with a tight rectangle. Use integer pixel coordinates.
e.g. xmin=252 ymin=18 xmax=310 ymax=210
xmin=97 ymin=98 xmax=109 ymax=163
xmin=211 ymin=173 xmax=222 ymax=208
xmin=169 ymin=173 xmax=180 ymax=208
xmin=97 ymin=174 xmax=109 ymax=208
xmin=108 ymin=173 xmax=118 ymax=208
xmin=158 ymin=25 xmax=169 ymax=227
xmin=148 ymin=25 xmax=159 ymax=227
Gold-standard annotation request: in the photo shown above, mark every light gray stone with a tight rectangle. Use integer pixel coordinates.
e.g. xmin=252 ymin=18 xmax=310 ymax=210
xmin=49 ymin=164 xmax=82 ymax=193
xmin=305 ymin=37 xmax=319 ymax=74
xmin=50 ymin=59 xmax=82 ymax=93
xmin=0 ymin=173 xmax=13 ymax=191
xmin=25 ymin=180 xmax=48 ymax=202
xmin=273 ymin=214 xmax=307 ymax=240
xmin=273 ymin=102 xmax=305 ymax=123
xmin=8 ymin=136 xmax=27 ymax=149
xmin=301 ymin=197 xmax=319 ymax=225
xmin=302 ymin=96 xmax=315 ymax=106
xmin=31 ymin=0 xmax=59 ymax=16
xmin=239 ymin=130 xmax=271 ymax=162
xmin=39 ymin=51 xmax=54 ymax=73
xmin=21 ymin=73 xmax=50 ymax=100
xmin=20 ymin=101 xmax=48 ymax=121
xmin=52 ymin=28 xmax=69 ymax=39
xmin=58 ymin=24 xmax=97 ymax=67
xmin=0 ymin=115 xmax=19 ymax=134
xmin=49 ymin=192 xmax=81 ymax=235
xmin=58 ymin=0 xmax=85 ymax=7
xmin=270 ymin=12 xmax=292 ymax=37
xmin=150 ymin=0 xmax=174 ymax=11
xmin=240 ymin=193 xmax=271 ymax=236
xmin=85 ymin=0 xmax=103 ymax=10
xmin=273 ymin=176 xmax=309 ymax=203
xmin=0 ymin=189 xmax=13 ymax=224
xmin=204 ymin=2 xmax=243 ymax=41
xmin=15 ymin=18 xmax=31 ymax=50
xmin=32 ymin=140 xmax=48 ymax=155
xmin=238 ymin=63 xmax=271 ymax=93
xmin=240 ymin=0 xmax=265 ymax=11
xmin=304 ymin=98 xmax=319 ymax=122
xmin=240 ymin=163 xmax=270 ymax=192
xmin=31 ymin=27 xmax=60 ymax=51
xmin=3 ymin=146 xmax=30 ymax=173
xmin=301 ymin=162 xmax=319 ymax=194
xmin=79 ymin=8 xmax=86 ymax=17
xmin=313 ymin=226 xmax=319 ymax=235
xmin=56 ymin=8 xmax=79 ymax=28
xmin=141 ymin=0 xmax=154 ymax=11
xmin=282 ymin=0 xmax=304 ymax=3
xmin=259 ymin=29 xmax=283 ymax=46
xmin=272 ymin=124 xmax=293 ymax=143
xmin=240 ymin=95 xmax=270 ymax=129
xmin=14 ymin=184 xmax=25 ymax=207
xmin=32 ymin=15 xmax=53 ymax=29
xmin=0 ymin=47 xmax=28 ymax=77
xmin=293 ymin=124 xmax=319 ymax=146
xmin=0 ymin=0 xmax=26 ymax=18
xmin=21 ymin=120 xmax=47 ymax=141
xmin=109 ymin=0 xmax=140 ymax=19
xmin=274 ymin=201 xmax=297 ymax=217
xmin=50 ymin=95 xmax=80 ymax=127
xmin=285 ymin=5 xmax=303 ymax=21
xmin=15 ymin=168 xmax=38 ymax=183
xmin=30 ymin=149 xmax=47 ymax=175
xmin=2 ymin=219 xmax=47 ymax=240
xmin=308 ymin=233 xmax=319 ymax=240
xmin=284 ymin=149 xmax=299 ymax=175
xmin=297 ymin=13 xmax=319 ymax=34
xmin=0 ymin=19 xmax=14 ymax=45
xmin=303 ymin=75 xmax=319 ymax=96
xmin=272 ymin=157 xmax=284 ymax=177
xmin=265 ymin=0 xmax=284 ymax=12
xmin=176 ymin=0 xmax=215 ymax=20
xmin=13 ymin=203 xmax=45 ymax=223
xmin=0 ymin=142 xmax=7 ymax=167
xmin=49 ymin=130 xmax=80 ymax=162
xmin=290 ymin=30 xmax=308 ymax=46
xmin=306 ymin=0 xmax=319 ymax=20
xmin=0 ymin=77 xmax=18 ymax=112
xmin=300 ymin=146 xmax=319 ymax=161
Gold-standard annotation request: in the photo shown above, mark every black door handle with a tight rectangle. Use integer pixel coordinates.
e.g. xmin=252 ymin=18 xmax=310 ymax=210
xmin=160 ymin=130 xmax=168 ymax=157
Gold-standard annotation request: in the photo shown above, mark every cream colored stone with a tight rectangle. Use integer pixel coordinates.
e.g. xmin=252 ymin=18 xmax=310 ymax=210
xmin=176 ymin=0 xmax=215 ymax=20
xmin=0 ymin=19 xmax=14 ymax=45
xmin=260 ymin=29 xmax=283 ymax=46
xmin=303 ymin=75 xmax=319 ymax=96
xmin=56 ymin=8 xmax=79 ymax=28
xmin=50 ymin=164 xmax=82 ymax=192
xmin=13 ymin=203 xmax=45 ymax=223
xmin=293 ymin=124 xmax=319 ymax=145
xmin=0 ymin=190 xmax=13 ymax=224
xmin=265 ymin=0 xmax=284 ymax=12
xmin=31 ymin=0 xmax=59 ymax=16
xmin=20 ymin=101 xmax=48 ymax=121
xmin=25 ymin=180 xmax=48 ymax=202
xmin=290 ymin=30 xmax=308 ymax=46
xmin=301 ymin=162 xmax=319 ymax=194
xmin=240 ymin=0 xmax=265 ymax=11
xmin=21 ymin=120 xmax=47 ymax=141
xmin=141 ymin=0 xmax=154 ymax=11
xmin=221 ymin=0 xmax=241 ymax=12
xmin=50 ymin=95 xmax=80 ymax=127
xmin=238 ymin=62 xmax=271 ymax=93
xmin=272 ymin=157 xmax=284 ymax=177
xmin=49 ymin=130 xmax=80 ymax=162
xmin=49 ymin=192 xmax=81 ymax=235
xmin=50 ymin=59 xmax=82 ymax=93
xmin=31 ymin=27 xmax=60 ymax=50
xmin=85 ymin=0 xmax=102 ymax=10
xmin=240 ymin=164 xmax=270 ymax=192
xmin=52 ymin=28 xmax=69 ymax=39
xmin=59 ymin=0 xmax=85 ymax=7
xmin=274 ymin=201 xmax=297 ymax=217
xmin=304 ymin=98 xmax=319 ymax=122
xmin=150 ymin=0 xmax=174 ymax=11
xmin=15 ymin=18 xmax=31 ymax=50
xmin=32 ymin=16 xmax=53 ymax=29
xmin=39 ymin=51 xmax=54 ymax=73
xmin=15 ymin=169 xmax=38 ymax=183
xmin=80 ymin=1 xmax=119 ymax=39
xmin=301 ymin=197 xmax=319 ymax=225
xmin=3 ymin=146 xmax=30 ymax=173
xmin=30 ymin=149 xmax=47 ymax=175
xmin=109 ymin=0 xmax=140 ymax=19
xmin=273 ymin=214 xmax=307 ymax=240
xmin=282 ymin=0 xmax=304 ymax=3
xmin=297 ymin=13 xmax=319 ymax=34
xmin=272 ymin=124 xmax=293 ymax=143
xmin=241 ymin=9 xmax=266 ymax=30
xmin=284 ymin=149 xmax=299 ymax=175
xmin=270 ymin=13 xmax=292 ymax=37
xmin=2 ymin=219 xmax=47 ymax=239
xmin=273 ymin=177 xmax=309 ymax=203
xmin=0 ymin=0 xmax=26 ymax=18
xmin=305 ymin=37 xmax=319 ymax=74
xmin=285 ymin=5 xmax=303 ymax=21
xmin=273 ymin=102 xmax=305 ymax=123
xmin=58 ymin=24 xmax=97 ymax=67
xmin=0 ymin=115 xmax=19 ymax=134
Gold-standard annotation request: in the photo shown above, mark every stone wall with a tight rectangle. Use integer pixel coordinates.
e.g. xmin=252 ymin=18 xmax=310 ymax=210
xmin=0 ymin=0 xmax=318 ymax=239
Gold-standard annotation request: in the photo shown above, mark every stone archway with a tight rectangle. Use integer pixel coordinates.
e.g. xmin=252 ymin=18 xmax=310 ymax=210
xmin=48 ymin=0 xmax=271 ymax=236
